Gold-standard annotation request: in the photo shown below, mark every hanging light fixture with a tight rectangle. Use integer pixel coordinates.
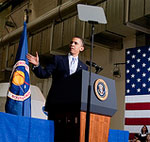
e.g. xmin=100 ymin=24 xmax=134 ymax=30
xmin=113 ymin=63 xmax=126 ymax=78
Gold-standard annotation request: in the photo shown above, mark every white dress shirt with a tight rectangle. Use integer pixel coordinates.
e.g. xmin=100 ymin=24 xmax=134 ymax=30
xmin=68 ymin=53 xmax=78 ymax=75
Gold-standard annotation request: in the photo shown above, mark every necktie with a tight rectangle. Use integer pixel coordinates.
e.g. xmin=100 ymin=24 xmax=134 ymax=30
xmin=71 ymin=57 xmax=75 ymax=65
xmin=70 ymin=57 xmax=76 ymax=75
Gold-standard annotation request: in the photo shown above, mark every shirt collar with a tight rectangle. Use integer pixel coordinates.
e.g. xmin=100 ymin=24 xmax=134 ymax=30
xmin=68 ymin=53 xmax=78 ymax=60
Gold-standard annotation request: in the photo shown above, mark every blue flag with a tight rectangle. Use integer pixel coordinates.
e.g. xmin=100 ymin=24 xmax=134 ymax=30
xmin=5 ymin=22 xmax=31 ymax=117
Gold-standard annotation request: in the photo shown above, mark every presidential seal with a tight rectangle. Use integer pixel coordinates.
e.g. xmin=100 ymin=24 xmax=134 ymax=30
xmin=94 ymin=79 xmax=108 ymax=101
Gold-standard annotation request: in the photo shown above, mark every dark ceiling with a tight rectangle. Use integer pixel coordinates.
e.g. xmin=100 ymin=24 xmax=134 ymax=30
xmin=0 ymin=0 xmax=26 ymax=12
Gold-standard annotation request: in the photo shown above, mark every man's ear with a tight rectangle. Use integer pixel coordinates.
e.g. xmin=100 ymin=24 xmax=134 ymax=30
xmin=80 ymin=46 xmax=84 ymax=51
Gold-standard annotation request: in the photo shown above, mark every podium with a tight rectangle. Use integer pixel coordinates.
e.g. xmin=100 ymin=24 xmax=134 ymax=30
xmin=48 ymin=70 xmax=117 ymax=142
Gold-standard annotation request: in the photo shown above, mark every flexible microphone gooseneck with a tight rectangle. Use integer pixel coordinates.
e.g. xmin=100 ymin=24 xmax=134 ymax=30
xmin=86 ymin=61 xmax=103 ymax=74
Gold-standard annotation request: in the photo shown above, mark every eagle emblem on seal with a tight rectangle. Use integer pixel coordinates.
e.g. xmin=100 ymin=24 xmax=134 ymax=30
xmin=94 ymin=79 xmax=108 ymax=101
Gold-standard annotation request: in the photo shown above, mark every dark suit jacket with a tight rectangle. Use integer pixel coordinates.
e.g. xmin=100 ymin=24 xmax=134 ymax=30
xmin=33 ymin=55 xmax=88 ymax=111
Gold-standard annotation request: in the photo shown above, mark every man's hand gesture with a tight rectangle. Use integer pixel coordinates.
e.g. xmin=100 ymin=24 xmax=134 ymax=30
xmin=27 ymin=52 xmax=39 ymax=66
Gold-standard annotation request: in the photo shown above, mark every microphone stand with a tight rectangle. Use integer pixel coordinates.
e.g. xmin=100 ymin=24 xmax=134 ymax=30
xmin=85 ymin=21 xmax=97 ymax=142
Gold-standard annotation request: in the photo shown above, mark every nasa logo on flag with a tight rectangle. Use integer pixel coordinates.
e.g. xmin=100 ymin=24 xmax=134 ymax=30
xmin=94 ymin=79 xmax=108 ymax=101
xmin=8 ymin=60 xmax=31 ymax=101
xmin=12 ymin=70 xmax=25 ymax=86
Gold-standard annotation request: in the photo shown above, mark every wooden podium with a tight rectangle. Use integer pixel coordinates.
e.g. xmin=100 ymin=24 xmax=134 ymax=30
xmin=48 ymin=70 xmax=117 ymax=142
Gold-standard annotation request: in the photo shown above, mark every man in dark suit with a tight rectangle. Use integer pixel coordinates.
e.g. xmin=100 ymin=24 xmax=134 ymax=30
xmin=27 ymin=37 xmax=88 ymax=141
xmin=27 ymin=36 xmax=88 ymax=115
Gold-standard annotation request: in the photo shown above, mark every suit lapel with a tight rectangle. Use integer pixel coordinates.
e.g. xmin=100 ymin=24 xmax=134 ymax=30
xmin=77 ymin=60 xmax=83 ymax=72
xmin=63 ymin=55 xmax=70 ymax=75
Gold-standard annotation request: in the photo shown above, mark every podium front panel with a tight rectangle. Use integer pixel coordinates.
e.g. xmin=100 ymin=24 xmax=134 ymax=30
xmin=81 ymin=70 xmax=117 ymax=116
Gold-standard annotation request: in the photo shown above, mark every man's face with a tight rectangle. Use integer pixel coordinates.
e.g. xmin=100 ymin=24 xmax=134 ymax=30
xmin=69 ymin=37 xmax=84 ymax=57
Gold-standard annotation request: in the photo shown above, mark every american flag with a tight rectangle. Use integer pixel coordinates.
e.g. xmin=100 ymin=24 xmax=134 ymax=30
xmin=124 ymin=46 xmax=150 ymax=136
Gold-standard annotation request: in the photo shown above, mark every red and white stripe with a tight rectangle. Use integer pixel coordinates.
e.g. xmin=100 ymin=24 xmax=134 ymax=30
xmin=124 ymin=95 xmax=150 ymax=133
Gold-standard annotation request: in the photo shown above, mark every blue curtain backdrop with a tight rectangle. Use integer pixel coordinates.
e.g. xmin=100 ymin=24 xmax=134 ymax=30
xmin=108 ymin=129 xmax=129 ymax=142
xmin=0 ymin=112 xmax=54 ymax=142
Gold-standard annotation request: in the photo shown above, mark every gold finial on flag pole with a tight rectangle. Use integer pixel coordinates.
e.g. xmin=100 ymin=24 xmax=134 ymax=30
xmin=24 ymin=9 xmax=28 ymax=23
xmin=24 ymin=9 xmax=31 ymax=23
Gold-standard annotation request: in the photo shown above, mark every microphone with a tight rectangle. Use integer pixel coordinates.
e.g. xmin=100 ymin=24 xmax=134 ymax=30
xmin=86 ymin=61 xmax=97 ymax=67
xmin=86 ymin=61 xmax=103 ymax=74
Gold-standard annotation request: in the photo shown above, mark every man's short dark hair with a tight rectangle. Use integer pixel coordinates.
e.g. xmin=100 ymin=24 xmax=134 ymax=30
xmin=74 ymin=36 xmax=85 ymax=47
